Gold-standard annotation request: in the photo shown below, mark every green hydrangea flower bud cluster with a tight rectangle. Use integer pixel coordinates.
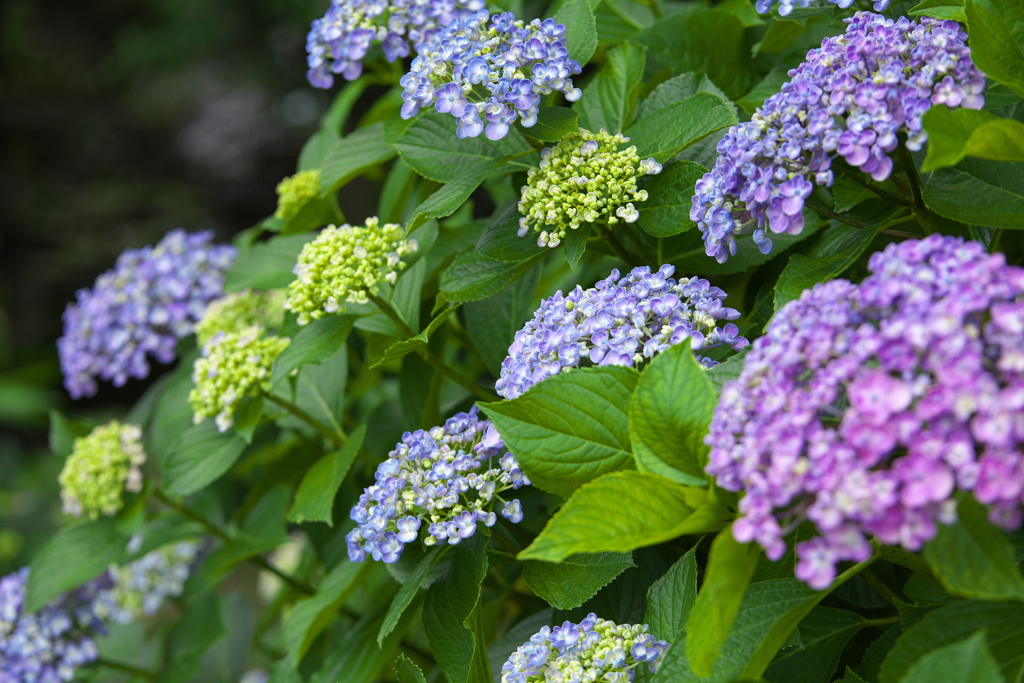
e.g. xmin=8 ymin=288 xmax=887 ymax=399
xmin=284 ymin=217 xmax=419 ymax=325
xmin=59 ymin=421 xmax=146 ymax=519
xmin=274 ymin=169 xmax=322 ymax=220
xmin=194 ymin=289 xmax=286 ymax=346
xmin=189 ymin=325 xmax=291 ymax=432
xmin=517 ymin=128 xmax=663 ymax=248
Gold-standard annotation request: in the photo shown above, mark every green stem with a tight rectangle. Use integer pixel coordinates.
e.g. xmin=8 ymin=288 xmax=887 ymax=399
xmin=896 ymin=145 xmax=937 ymax=235
xmin=863 ymin=615 xmax=901 ymax=628
xmin=875 ymin=542 xmax=932 ymax=577
xmin=94 ymin=658 xmax=157 ymax=681
xmin=805 ymin=200 xmax=873 ymax=229
xmin=261 ymin=390 xmax=344 ymax=445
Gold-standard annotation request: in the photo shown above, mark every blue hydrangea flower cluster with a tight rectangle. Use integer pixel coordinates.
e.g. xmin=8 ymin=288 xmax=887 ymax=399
xmin=399 ymin=10 xmax=582 ymax=140
xmin=347 ymin=408 xmax=530 ymax=563
xmin=101 ymin=541 xmax=200 ymax=624
xmin=0 ymin=568 xmax=109 ymax=683
xmin=305 ymin=0 xmax=484 ymax=88
xmin=500 ymin=614 xmax=669 ymax=682
xmin=58 ymin=229 xmax=237 ymax=399
xmin=706 ymin=235 xmax=1024 ymax=589
xmin=496 ymin=265 xmax=748 ymax=400
xmin=756 ymin=0 xmax=889 ymax=17
xmin=690 ymin=13 xmax=985 ymax=263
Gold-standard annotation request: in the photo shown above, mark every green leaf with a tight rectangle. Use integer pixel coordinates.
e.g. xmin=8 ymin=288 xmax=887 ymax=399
xmin=922 ymin=106 xmax=1024 ymax=171
xmin=879 ymin=600 xmax=1024 ymax=683
xmin=156 ymin=593 xmax=227 ymax=683
xmin=479 ymin=366 xmax=639 ymax=499
xmin=476 ymin=200 xmax=548 ymax=263
xmin=763 ymin=607 xmax=869 ymax=683
xmin=517 ymin=107 xmax=581 ymax=142
xmin=202 ymin=487 xmax=291 ymax=579
xmin=26 ymin=519 xmax=127 ymax=611
xmin=773 ymin=224 xmax=880 ymax=311
xmin=395 ymin=655 xmax=429 ymax=683
xmin=900 ymin=632 xmax=1004 ymax=683
xmin=440 ymin=249 xmax=541 ymax=303
xmin=625 ymin=93 xmax=737 ymax=164
xmin=563 ymin=222 xmax=591 ymax=269
xmin=554 ymin=0 xmax=598 ymax=66
xmin=232 ymin=396 xmax=263 ymax=443
xmin=285 ymin=560 xmax=373 ymax=666
xmin=423 ymin=535 xmax=490 ymax=683
xmin=161 ymin=420 xmax=248 ymax=496
xmin=923 ymin=496 xmax=1024 ymax=601
xmin=965 ymin=0 xmax=1024 ymax=99
xmin=629 ymin=340 xmax=714 ymax=486
xmin=638 ymin=73 xmax=738 ymax=122
xmin=637 ymin=161 xmax=709 ymax=237
xmin=407 ymin=162 xmax=500 ymax=229
xmin=518 ymin=472 xmax=724 ymax=562
xmin=464 ymin=267 xmax=541 ymax=375
xmin=289 ymin=424 xmax=368 ymax=526
xmin=378 ymin=549 xmax=441 ymax=645
xmin=686 ymin=526 xmax=762 ymax=677
xmin=524 ymin=552 xmax=635 ymax=610
xmin=909 ymin=0 xmax=966 ymax=22
xmin=279 ymin=193 xmax=340 ymax=236
xmin=370 ymin=307 xmax=458 ymax=370
xmin=320 ymin=122 xmax=396 ymax=194
xmin=646 ymin=546 xmax=699 ymax=641
xmin=922 ymin=159 xmax=1024 ymax=229
xmin=49 ymin=410 xmax=94 ymax=459
xmin=753 ymin=18 xmax=806 ymax=55
xmin=224 ymin=234 xmax=313 ymax=292
xmin=574 ymin=43 xmax=646 ymax=134
xmin=271 ymin=315 xmax=357 ymax=387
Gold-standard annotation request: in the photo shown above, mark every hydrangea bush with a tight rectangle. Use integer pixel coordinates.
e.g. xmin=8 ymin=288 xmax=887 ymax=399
xmin=23 ymin=0 xmax=1024 ymax=681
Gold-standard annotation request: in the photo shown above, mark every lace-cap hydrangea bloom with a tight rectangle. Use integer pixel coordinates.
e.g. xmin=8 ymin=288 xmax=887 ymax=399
xmin=58 ymin=421 xmax=146 ymax=520
xmin=194 ymin=289 xmax=286 ymax=347
xmin=285 ymin=218 xmax=419 ymax=325
xmin=190 ymin=325 xmax=291 ymax=432
xmin=274 ymin=170 xmax=322 ymax=220
xmin=58 ymin=229 xmax=237 ymax=399
xmin=690 ymin=13 xmax=985 ymax=264
xmin=706 ymin=235 xmax=1024 ymax=590
xmin=518 ymin=129 xmax=663 ymax=248
xmin=399 ymin=10 xmax=583 ymax=140
xmin=347 ymin=407 xmax=530 ymax=564
xmin=305 ymin=0 xmax=485 ymax=88
xmin=101 ymin=541 xmax=199 ymax=624
xmin=0 ymin=567 xmax=110 ymax=683
xmin=756 ymin=0 xmax=889 ymax=17
xmin=496 ymin=265 xmax=748 ymax=399
xmin=500 ymin=614 xmax=670 ymax=682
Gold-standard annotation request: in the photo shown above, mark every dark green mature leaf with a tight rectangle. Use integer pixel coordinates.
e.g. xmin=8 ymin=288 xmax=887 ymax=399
xmin=687 ymin=527 xmax=762 ymax=676
xmin=370 ymin=307 xmax=458 ymax=369
xmin=279 ymin=194 xmax=340 ymax=236
xmin=574 ymin=43 xmax=646 ymax=133
xmin=279 ymin=340 xmax=348 ymax=438
xmin=424 ymin=536 xmax=490 ymax=683
xmin=923 ymin=106 xmax=1024 ymax=171
xmin=923 ymin=159 xmax=1024 ymax=228
xmin=646 ymin=547 xmax=699 ymax=641
xmin=232 ymin=396 xmax=263 ymax=443
xmin=394 ymin=655 xmax=429 ymax=683
xmin=440 ymin=249 xmax=542 ymax=303
xmin=629 ymin=340 xmax=714 ymax=486
xmin=408 ymin=162 xmax=500 ymax=230
xmin=518 ymin=472 xmax=723 ymax=562
xmin=464 ymin=266 xmax=540 ymax=375
xmin=476 ymin=200 xmax=548 ymax=263
xmin=638 ymin=161 xmax=708 ymax=237
xmin=524 ymin=552 xmax=635 ymax=610
xmin=626 ymin=93 xmax=737 ymax=164
xmin=900 ymin=632 xmax=1004 ymax=683
xmin=203 ymin=486 xmax=291 ymax=578
xmin=517 ymin=107 xmax=580 ymax=142
xmin=49 ymin=410 xmax=94 ymax=459
xmin=923 ymin=497 xmax=1024 ymax=601
xmin=271 ymin=315 xmax=357 ymax=387
xmin=224 ymin=234 xmax=313 ymax=292
xmin=161 ymin=421 xmax=248 ymax=496
xmin=773 ymin=223 xmax=879 ymax=311
xmin=156 ymin=593 xmax=227 ymax=683
xmin=910 ymin=0 xmax=967 ymax=20
xmin=320 ymin=122 xmax=395 ymax=193
xmin=764 ymin=607 xmax=868 ymax=683
xmin=26 ymin=519 xmax=127 ymax=611
xmin=289 ymin=424 xmax=367 ymax=525
xmin=555 ymin=0 xmax=598 ymax=66
xmin=879 ymin=600 xmax=1024 ymax=683
xmin=285 ymin=560 xmax=373 ymax=666
xmin=378 ymin=549 xmax=442 ymax=645
xmin=965 ymin=0 xmax=1024 ymax=99
xmin=488 ymin=609 xmax=554 ymax=681
xmin=638 ymin=73 xmax=737 ymax=122
xmin=480 ymin=367 xmax=639 ymax=498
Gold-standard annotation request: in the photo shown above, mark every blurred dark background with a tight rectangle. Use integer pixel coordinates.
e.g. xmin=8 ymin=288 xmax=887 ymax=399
xmin=0 ymin=0 xmax=332 ymax=572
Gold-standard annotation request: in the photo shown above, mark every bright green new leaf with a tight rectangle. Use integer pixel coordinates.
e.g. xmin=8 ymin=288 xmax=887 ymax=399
xmin=923 ymin=106 xmax=1024 ymax=171
xmin=901 ymin=632 xmax=1005 ymax=683
xmin=910 ymin=0 xmax=966 ymax=22
xmin=289 ymin=424 xmax=367 ymax=525
xmin=524 ymin=552 xmax=635 ymax=610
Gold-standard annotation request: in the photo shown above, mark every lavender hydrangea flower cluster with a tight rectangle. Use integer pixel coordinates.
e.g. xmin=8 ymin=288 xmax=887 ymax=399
xmin=58 ymin=229 xmax=237 ymax=398
xmin=399 ymin=10 xmax=582 ymax=140
xmin=496 ymin=265 xmax=748 ymax=400
xmin=0 ymin=568 xmax=109 ymax=683
xmin=102 ymin=541 xmax=200 ymax=624
xmin=347 ymin=408 xmax=530 ymax=564
xmin=305 ymin=0 xmax=484 ymax=88
xmin=706 ymin=235 xmax=1024 ymax=589
xmin=690 ymin=13 xmax=985 ymax=263
xmin=756 ymin=0 xmax=889 ymax=17
xmin=500 ymin=614 xmax=669 ymax=682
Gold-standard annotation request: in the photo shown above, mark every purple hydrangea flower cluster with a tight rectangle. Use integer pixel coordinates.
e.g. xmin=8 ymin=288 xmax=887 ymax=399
xmin=496 ymin=265 xmax=748 ymax=400
xmin=690 ymin=13 xmax=985 ymax=263
xmin=500 ymin=614 xmax=669 ymax=683
xmin=399 ymin=10 xmax=582 ymax=140
xmin=347 ymin=408 xmax=530 ymax=564
xmin=706 ymin=235 xmax=1024 ymax=589
xmin=0 ymin=568 xmax=109 ymax=683
xmin=756 ymin=0 xmax=889 ymax=17
xmin=58 ymin=229 xmax=237 ymax=399
xmin=305 ymin=0 xmax=484 ymax=88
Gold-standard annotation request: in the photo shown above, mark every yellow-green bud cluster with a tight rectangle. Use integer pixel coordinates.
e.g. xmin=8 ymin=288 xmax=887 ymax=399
xmin=284 ymin=217 xmax=419 ymax=325
xmin=59 ymin=421 xmax=146 ymax=519
xmin=189 ymin=325 xmax=291 ymax=432
xmin=194 ymin=289 xmax=286 ymax=346
xmin=275 ymin=169 xmax=322 ymax=220
xmin=518 ymin=128 xmax=663 ymax=248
